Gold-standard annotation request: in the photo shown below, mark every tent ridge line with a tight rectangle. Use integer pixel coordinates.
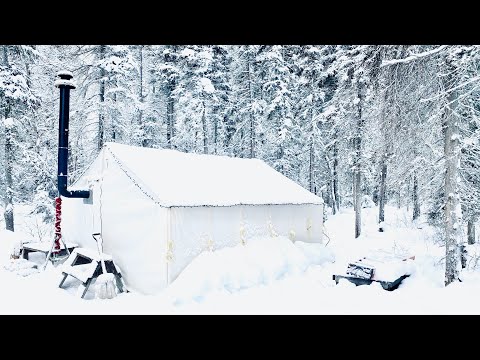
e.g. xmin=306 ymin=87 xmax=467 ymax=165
xmin=166 ymin=202 xmax=323 ymax=209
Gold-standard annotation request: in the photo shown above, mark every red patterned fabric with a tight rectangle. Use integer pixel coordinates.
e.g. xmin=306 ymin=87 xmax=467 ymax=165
xmin=54 ymin=197 xmax=62 ymax=253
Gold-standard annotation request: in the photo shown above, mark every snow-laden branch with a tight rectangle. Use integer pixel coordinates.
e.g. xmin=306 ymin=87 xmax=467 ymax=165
xmin=420 ymin=75 xmax=480 ymax=103
xmin=380 ymin=46 xmax=448 ymax=68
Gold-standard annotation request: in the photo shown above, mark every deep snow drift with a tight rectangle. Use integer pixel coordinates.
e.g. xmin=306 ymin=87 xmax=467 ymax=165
xmin=1 ymin=204 xmax=480 ymax=314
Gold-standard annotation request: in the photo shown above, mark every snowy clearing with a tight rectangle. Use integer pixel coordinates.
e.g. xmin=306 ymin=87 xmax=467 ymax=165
xmin=2 ymin=205 xmax=480 ymax=314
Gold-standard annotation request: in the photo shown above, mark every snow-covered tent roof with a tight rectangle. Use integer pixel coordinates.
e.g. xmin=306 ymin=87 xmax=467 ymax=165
xmin=89 ymin=142 xmax=323 ymax=208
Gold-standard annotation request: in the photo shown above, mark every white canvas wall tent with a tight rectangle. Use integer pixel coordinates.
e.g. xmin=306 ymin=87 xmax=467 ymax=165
xmin=63 ymin=142 xmax=324 ymax=295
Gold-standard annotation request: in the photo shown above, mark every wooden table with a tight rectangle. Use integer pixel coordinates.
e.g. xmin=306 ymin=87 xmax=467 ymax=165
xmin=21 ymin=241 xmax=78 ymax=261
xmin=332 ymin=273 xmax=410 ymax=291
xmin=333 ymin=250 xmax=414 ymax=291
xmin=58 ymin=247 xmax=125 ymax=299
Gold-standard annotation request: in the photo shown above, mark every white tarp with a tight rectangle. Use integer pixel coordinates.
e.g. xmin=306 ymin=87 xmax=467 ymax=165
xmin=62 ymin=143 xmax=324 ymax=295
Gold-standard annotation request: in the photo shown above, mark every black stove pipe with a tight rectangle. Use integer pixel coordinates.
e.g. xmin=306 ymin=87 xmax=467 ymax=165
xmin=55 ymin=71 xmax=90 ymax=198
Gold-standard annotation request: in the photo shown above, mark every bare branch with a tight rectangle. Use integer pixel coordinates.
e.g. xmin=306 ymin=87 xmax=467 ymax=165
xmin=380 ymin=45 xmax=448 ymax=68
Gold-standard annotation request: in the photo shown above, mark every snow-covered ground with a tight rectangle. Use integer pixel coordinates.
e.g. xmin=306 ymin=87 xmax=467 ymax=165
xmin=1 ymin=204 xmax=480 ymax=314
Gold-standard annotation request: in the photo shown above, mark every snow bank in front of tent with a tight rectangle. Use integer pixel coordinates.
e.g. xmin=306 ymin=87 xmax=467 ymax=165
xmin=294 ymin=241 xmax=335 ymax=266
xmin=165 ymin=236 xmax=312 ymax=304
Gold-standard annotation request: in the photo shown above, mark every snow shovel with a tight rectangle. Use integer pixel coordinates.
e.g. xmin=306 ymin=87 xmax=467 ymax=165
xmin=92 ymin=233 xmax=117 ymax=299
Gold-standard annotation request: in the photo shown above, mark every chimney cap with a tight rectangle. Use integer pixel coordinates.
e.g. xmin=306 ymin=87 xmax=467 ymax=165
xmin=57 ymin=70 xmax=73 ymax=80
xmin=55 ymin=78 xmax=76 ymax=89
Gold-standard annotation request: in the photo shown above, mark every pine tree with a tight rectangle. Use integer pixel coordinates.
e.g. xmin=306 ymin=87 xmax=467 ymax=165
xmin=230 ymin=45 xmax=262 ymax=158
xmin=330 ymin=45 xmax=382 ymax=237
xmin=0 ymin=45 xmax=40 ymax=231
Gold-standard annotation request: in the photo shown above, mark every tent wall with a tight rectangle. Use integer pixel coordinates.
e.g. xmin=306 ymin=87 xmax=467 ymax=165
xmin=63 ymin=149 xmax=168 ymax=295
xmin=100 ymin=152 xmax=168 ymax=295
xmin=63 ymin=146 xmax=323 ymax=295
xmin=62 ymin=153 xmax=104 ymax=251
xmin=168 ymin=203 xmax=323 ymax=283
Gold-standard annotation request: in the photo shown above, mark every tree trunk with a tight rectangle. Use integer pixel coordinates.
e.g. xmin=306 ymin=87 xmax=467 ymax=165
xmin=138 ymin=45 xmax=145 ymax=146
xmin=406 ymin=176 xmax=410 ymax=212
xmin=412 ymin=172 xmax=420 ymax=221
xmin=248 ymin=54 xmax=255 ymax=158
xmin=166 ymin=84 xmax=174 ymax=148
xmin=467 ymin=218 xmax=476 ymax=245
xmin=444 ymin=65 xmax=463 ymax=286
xmin=378 ymin=61 xmax=392 ymax=228
xmin=372 ymin=185 xmax=378 ymax=206
xmin=111 ymin=79 xmax=117 ymax=141
xmin=309 ymin=139 xmax=314 ymax=193
xmin=378 ymin=159 xmax=387 ymax=229
xmin=332 ymin=129 xmax=339 ymax=212
xmin=213 ymin=114 xmax=218 ymax=154
xmin=354 ymin=165 xmax=362 ymax=238
xmin=3 ymin=105 xmax=14 ymax=232
xmin=98 ymin=45 xmax=106 ymax=151
xmin=330 ymin=181 xmax=336 ymax=215
xmin=354 ymin=84 xmax=364 ymax=239
xmin=2 ymin=47 xmax=14 ymax=231
xmin=202 ymin=100 xmax=208 ymax=154
xmin=165 ymin=49 xmax=175 ymax=149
